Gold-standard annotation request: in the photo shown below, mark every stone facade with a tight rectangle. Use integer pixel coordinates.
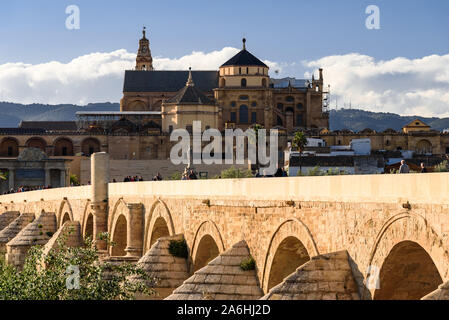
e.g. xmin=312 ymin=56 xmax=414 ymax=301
xmin=0 ymin=154 xmax=448 ymax=300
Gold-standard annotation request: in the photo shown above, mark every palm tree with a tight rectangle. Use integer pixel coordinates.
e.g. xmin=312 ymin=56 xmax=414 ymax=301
xmin=0 ymin=171 xmax=6 ymax=181
xmin=292 ymin=131 xmax=308 ymax=174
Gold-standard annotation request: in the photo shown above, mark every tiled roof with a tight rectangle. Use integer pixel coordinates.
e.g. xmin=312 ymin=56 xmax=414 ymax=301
xmin=0 ymin=128 xmax=46 ymax=135
xmin=19 ymin=121 xmax=78 ymax=131
xmin=123 ymin=70 xmax=219 ymax=93
xmin=221 ymin=49 xmax=268 ymax=68
xmin=166 ymin=240 xmax=263 ymax=300
xmin=165 ymin=86 xmax=214 ymax=105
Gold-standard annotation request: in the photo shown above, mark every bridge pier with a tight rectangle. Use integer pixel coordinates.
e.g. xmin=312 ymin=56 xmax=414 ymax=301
xmin=91 ymin=152 xmax=109 ymax=252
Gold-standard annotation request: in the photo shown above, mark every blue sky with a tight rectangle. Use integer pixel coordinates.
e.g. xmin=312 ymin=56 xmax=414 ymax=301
xmin=0 ymin=0 xmax=448 ymax=116
xmin=0 ymin=0 xmax=448 ymax=64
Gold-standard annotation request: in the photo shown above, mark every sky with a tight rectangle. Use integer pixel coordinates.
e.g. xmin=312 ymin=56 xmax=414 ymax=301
xmin=0 ymin=0 xmax=448 ymax=116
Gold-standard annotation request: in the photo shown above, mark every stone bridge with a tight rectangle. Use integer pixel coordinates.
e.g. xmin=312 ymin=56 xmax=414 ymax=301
xmin=0 ymin=152 xmax=449 ymax=300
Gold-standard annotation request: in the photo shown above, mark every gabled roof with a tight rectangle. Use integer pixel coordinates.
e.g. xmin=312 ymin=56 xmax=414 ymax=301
xmin=164 ymin=85 xmax=214 ymax=105
xmin=123 ymin=70 xmax=218 ymax=93
xmin=221 ymin=49 xmax=268 ymax=68
xmin=404 ymin=118 xmax=430 ymax=128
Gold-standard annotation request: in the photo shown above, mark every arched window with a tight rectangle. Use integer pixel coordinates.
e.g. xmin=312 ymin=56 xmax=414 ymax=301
xmin=230 ymin=101 xmax=236 ymax=107
xmin=0 ymin=138 xmax=19 ymax=157
xmin=239 ymin=105 xmax=249 ymax=124
xmin=296 ymin=103 xmax=303 ymax=110
xmin=81 ymin=138 xmax=101 ymax=156
xmin=54 ymin=138 xmax=74 ymax=156
xmin=241 ymin=78 xmax=247 ymax=87
xmin=262 ymin=78 xmax=267 ymax=87
xmin=220 ymin=78 xmax=226 ymax=87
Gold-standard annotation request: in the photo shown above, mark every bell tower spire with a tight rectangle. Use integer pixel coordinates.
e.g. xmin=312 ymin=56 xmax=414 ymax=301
xmin=136 ymin=26 xmax=153 ymax=71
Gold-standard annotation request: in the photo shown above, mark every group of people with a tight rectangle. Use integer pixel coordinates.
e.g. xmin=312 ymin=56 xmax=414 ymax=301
xmin=120 ymin=176 xmax=144 ymax=182
xmin=398 ymin=160 xmax=430 ymax=173
xmin=181 ymin=168 xmax=198 ymax=180
xmin=2 ymin=185 xmax=52 ymax=195
xmin=255 ymin=167 xmax=288 ymax=178
xmin=112 ymin=173 xmax=164 ymax=183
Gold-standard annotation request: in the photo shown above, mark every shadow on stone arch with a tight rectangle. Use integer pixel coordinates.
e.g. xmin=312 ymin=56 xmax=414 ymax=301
xmin=111 ymin=214 xmax=127 ymax=256
xmin=61 ymin=212 xmax=71 ymax=226
xmin=267 ymin=236 xmax=310 ymax=291
xmin=84 ymin=213 xmax=94 ymax=239
xmin=149 ymin=217 xmax=170 ymax=248
xmin=193 ymin=234 xmax=219 ymax=272
xmin=373 ymin=240 xmax=442 ymax=300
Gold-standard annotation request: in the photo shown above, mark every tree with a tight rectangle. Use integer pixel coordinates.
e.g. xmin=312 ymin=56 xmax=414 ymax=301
xmin=0 ymin=171 xmax=7 ymax=181
xmin=0 ymin=229 xmax=154 ymax=300
xmin=70 ymin=174 xmax=80 ymax=186
xmin=292 ymin=131 xmax=308 ymax=174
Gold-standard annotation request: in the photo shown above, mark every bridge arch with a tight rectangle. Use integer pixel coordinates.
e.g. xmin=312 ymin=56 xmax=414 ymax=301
xmin=373 ymin=240 xmax=442 ymax=300
xmin=110 ymin=213 xmax=127 ymax=256
xmin=57 ymin=199 xmax=74 ymax=228
xmin=108 ymin=198 xmax=130 ymax=256
xmin=261 ymin=218 xmax=319 ymax=293
xmin=84 ymin=212 xmax=94 ymax=239
xmin=366 ymin=211 xmax=448 ymax=300
xmin=143 ymin=199 xmax=175 ymax=252
xmin=80 ymin=200 xmax=93 ymax=239
xmin=191 ymin=220 xmax=225 ymax=272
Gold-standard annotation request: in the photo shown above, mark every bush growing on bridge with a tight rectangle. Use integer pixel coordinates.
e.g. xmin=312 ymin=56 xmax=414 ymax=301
xmin=168 ymin=239 xmax=188 ymax=259
xmin=0 ymin=230 xmax=154 ymax=300
xmin=240 ymin=256 xmax=256 ymax=271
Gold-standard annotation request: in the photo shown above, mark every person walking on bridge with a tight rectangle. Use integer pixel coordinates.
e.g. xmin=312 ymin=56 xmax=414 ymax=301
xmin=399 ymin=160 xmax=410 ymax=173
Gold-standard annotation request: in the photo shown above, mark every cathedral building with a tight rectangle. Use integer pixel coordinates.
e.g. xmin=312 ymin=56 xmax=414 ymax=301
xmin=0 ymin=28 xmax=447 ymax=185
xmin=119 ymin=29 xmax=329 ymax=132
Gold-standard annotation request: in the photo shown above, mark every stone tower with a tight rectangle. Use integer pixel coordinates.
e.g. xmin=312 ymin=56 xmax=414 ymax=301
xmin=135 ymin=27 xmax=153 ymax=71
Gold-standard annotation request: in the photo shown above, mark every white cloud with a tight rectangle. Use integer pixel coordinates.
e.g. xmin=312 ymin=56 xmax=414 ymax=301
xmin=0 ymin=48 xmax=448 ymax=118
xmin=304 ymin=53 xmax=449 ymax=117
xmin=0 ymin=47 xmax=281 ymax=105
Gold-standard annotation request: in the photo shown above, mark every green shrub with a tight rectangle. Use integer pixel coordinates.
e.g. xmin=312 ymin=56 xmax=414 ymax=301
xmin=434 ymin=160 xmax=448 ymax=172
xmin=70 ymin=174 xmax=80 ymax=186
xmin=240 ymin=256 xmax=256 ymax=271
xmin=169 ymin=171 xmax=182 ymax=180
xmin=214 ymin=166 xmax=253 ymax=179
xmin=168 ymin=239 xmax=188 ymax=259
xmin=0 ymin=232 xmax=155 ymax=300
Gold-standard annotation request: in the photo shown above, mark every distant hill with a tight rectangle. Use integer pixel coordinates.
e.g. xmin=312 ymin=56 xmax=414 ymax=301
xmin=0 ymin=102 xmax=448 ymax=132
xmin=330 ymin=108 xmax=449 ymax=132
xmin=0 ymin=102 xmax=120 ymax=127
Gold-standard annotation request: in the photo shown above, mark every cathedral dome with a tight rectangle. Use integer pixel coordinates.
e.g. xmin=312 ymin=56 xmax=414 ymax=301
xmin=220 ymin=38 xmax=268 ymax=68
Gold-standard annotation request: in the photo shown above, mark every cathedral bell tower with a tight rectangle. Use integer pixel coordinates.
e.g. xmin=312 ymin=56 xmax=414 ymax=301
xmin=136 ymin=27 xmax=153 ymax=71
